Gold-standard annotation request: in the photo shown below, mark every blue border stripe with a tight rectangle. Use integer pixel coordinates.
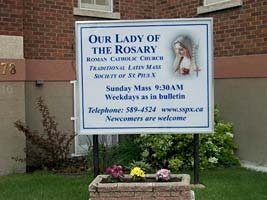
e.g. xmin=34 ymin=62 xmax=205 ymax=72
xmin=81 ymin=23 xmax=208 ymax=29
xmin=80 ymin=23 xmax=211 ymax=130
xmin=206 ymin=24 xmax=210 ymax=128
xmin=84 ymin=126 xmax=210 ymax=130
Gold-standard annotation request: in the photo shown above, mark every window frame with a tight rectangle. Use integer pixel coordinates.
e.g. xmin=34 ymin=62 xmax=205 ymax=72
xmin=204 ymin=0 xmax=231 ymax=6
xmin=197 ymin=0 xmax=243 ymax=14
xmin=73 ymin=0 xmax=120 ymax=19
xmin=79 ymin=0 xmax=113 ymax=12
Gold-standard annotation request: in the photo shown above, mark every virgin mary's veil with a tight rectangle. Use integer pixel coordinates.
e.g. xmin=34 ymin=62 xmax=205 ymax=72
xmin=173 ymin=35 xmax=193 ymax=58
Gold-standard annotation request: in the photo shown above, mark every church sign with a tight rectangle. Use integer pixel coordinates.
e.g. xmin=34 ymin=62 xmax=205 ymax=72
xmin=75 ymin=18 xmax=213 ymax=134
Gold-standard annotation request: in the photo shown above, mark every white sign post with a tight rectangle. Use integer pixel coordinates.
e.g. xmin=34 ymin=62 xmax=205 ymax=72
xmin=75 ymin=18 xmax=213 ymax=135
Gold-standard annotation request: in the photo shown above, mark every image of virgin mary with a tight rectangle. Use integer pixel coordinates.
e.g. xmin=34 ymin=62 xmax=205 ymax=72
xmin=172 ymin=35 xmax=199 ymax=76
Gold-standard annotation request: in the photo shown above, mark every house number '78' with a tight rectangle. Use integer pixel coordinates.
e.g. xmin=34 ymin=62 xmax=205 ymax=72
xmin=1 ymin=63 xmax=16 ymax=75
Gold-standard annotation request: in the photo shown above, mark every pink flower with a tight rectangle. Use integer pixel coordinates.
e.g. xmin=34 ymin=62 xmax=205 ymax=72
xmin=106 ymin=165 xmax=124 ymax=180
xmin=156 ymin=169 xmax=171 ymax=181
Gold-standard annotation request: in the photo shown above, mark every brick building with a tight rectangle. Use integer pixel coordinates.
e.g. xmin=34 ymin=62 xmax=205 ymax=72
xmin=0 ymin=0 xmax=266 ymax=175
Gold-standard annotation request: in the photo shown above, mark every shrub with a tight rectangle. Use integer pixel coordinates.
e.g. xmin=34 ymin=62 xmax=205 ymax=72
xmin=86 ymin=135 xmax=142 ymax=173
xmin=13 ymin=96 xmax=75 ymax=171
xmin=168 ymin=157 xmax=183 ymax=173
xmin=135 ymin=106 xmax=240 ymax=171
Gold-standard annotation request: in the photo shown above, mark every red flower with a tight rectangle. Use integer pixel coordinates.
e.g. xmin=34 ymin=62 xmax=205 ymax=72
xmin=181 ymin=68 xmax=190 ymax=75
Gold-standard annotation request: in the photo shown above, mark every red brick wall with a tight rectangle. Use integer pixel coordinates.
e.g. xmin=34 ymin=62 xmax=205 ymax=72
xmin=0 ymin=0 xmax=23 ymax=36
xmin=23 ymin=0 xmax=75 ymax=60
xmin=210 ymin=1 xmax=267 ymax=57
xmin=1 ymin=0 xmax=266 ymax=59
xmin=154 ymin=0 xmax=267 ymax=57
xmin=23 ymin=0 xmax=120 ymax=60
xmin=120 ymin=0 xmax=155 ymax=19
xmin=155 ymin=0 xmax=198 ymax=18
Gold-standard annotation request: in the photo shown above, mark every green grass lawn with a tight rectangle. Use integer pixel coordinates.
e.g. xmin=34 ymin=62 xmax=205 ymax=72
xmin=0 ymin=171 xmax=94 ymax=200
xmin=194 ymin=167 xmax=267 ymax=200
xmin=0 ymin=167 xmax=266 ymax=200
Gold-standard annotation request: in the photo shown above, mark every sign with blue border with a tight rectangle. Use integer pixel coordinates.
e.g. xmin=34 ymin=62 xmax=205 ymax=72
xmin=75 ymin=18 xmax=214 ymax=134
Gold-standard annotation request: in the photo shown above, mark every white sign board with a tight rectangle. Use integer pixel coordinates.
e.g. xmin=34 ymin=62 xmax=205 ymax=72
xmin=75 ymin=18 xmax=213 ymax=134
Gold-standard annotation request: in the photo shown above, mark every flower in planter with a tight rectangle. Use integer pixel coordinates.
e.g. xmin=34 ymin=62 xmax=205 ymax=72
xmin=156 ymin=169 xmax=171 ymax=181
xmin=130 ymin=167 xmax=145 ymax=181
xmin=106 ymin=165 xmax=124 ymax=182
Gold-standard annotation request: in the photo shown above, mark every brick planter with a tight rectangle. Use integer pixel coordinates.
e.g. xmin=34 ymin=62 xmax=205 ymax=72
xmin=89 ymin=174 xmax=195 ymax=200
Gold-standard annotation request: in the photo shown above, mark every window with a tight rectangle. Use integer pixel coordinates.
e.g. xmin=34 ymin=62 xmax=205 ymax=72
xmin=74 ymin=0 xmax=119 ymax=19
xmin=197 ymin=0 xmax=242 ymax=14
xmin=74 ymin=134 xmax=118 ymax=155
xmin=204 ymin=0 xmax=231 ymax=6
xmin=79 ymin=0 xmax=113 ymax=12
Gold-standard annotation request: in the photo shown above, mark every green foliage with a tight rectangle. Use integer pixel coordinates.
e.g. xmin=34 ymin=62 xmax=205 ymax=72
xmin=168 ymin=157 xmax=183 ymax=173
xmin=108 ymin=136 xmax=142 ymax=167
xmin=86 ymin=136 xmax=142 ymax=173
xmin=127 ymin=160 xmax=153 ymax=173
xmin=135 ymin=134 xmax=175 ymax=169
xmin=135 ymin=106 xmax=240 ymax=171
